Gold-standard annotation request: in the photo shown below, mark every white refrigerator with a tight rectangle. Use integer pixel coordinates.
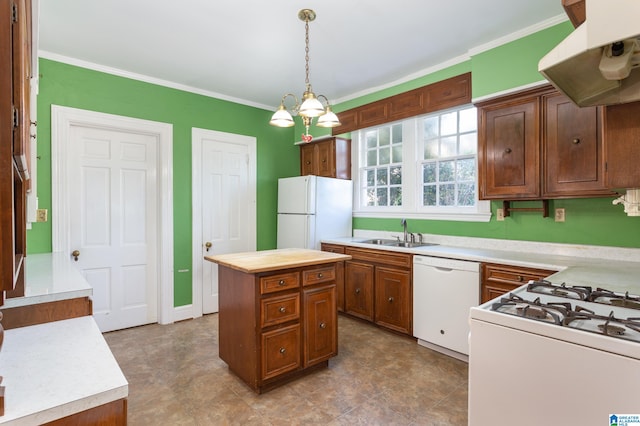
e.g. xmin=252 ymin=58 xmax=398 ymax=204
xmin=277 ymin=176 xmax=353 ymax=250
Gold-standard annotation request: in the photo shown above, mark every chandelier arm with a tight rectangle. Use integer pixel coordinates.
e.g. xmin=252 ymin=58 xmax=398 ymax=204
xmin=280 ymin=93 xmax=301 ymax=114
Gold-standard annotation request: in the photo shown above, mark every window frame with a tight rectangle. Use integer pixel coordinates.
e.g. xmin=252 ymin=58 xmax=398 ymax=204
xmin=352 ymin=104 xmax=491 ymax=222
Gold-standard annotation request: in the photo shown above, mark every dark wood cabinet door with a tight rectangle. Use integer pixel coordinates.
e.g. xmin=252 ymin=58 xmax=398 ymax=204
xmin=374 ymin=267 xmax=411 ymax=335
xmin=300 ymin=143 xmax=315 ymax=176
xmin=316 ymin=140 xmax=335 ymax=177
xmin=261 ymin=324 xmax=301 ymax=380
xmin=479 ymin=95 xmax=540 ymax=199
xmin=605 ymin=101 xmax=640 ymax=189
xmin=543 ymin=92 xmax=610 ymax=197
xmin=344 ymin=261 xmax=374 ymax=321
xmin=303 ymin=285 xmax=337 ymax=366
xmin=298 ymin=137 xmax=351 ymax=179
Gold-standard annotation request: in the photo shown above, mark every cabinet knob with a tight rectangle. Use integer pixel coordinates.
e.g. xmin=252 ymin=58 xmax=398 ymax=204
xmin=572 ymin=138 xmax=580 ymax=144
xmin=504 ymin=148 xmax=512 ymax=154
xmin=317 ymin=273 xmax=323 ymax=278
xmin=279 ymin=347 xmax=286 ymax=354
xmin=355 ymin=288 xmax=361 ymax=294
xmin=306 ymin=161 xmax=311 ymax=165
xmin=278 ymin=279 xmax=285 ymax=286
xmin=279 ymin=306 xmax=286 ymax=313
xmin=319 ymin=322 xmax=326 ymax=329
xmin=517 ymin=275 xmax=523 ymax=282
xmin=388 ymin=297 xmax=394 ymax=303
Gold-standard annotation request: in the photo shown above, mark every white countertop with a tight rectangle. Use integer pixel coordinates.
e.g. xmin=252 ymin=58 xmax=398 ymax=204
xmin=3 ymin=253 xmax=92 ymax=309
xmin=323 ymin=232 xmax=640 ymax=295
xmin=0 ymin=316 xmax=128 ymax=425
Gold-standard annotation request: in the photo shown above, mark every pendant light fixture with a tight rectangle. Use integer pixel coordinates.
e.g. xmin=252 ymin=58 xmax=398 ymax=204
xmin=269 ymin=9 xmax=341 ymax=141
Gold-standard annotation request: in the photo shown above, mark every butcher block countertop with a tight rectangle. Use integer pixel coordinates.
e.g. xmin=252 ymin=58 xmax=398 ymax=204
xmin=204 ymin=248 xmax=351 ymax=274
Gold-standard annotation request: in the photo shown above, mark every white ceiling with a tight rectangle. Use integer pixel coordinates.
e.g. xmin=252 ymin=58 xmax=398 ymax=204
xmin=37 ymin=0 xmax=566 ymax=111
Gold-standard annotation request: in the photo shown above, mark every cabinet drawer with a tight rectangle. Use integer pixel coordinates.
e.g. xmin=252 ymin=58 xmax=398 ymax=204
xmin=261 ymin=324 xmax=301 ymax=380
xmin=302 ymin=265 xmax=336 ymax=286
xmin=345 ymin=247 xmax=412 ymax=269
xmin=483 ymin=264 xmax=556 ymax=285
xmin=261 ymin=293 xmax=300 ymax=327
xmin=320 ymin=243 xmax=345 ymax=254
xmin=260 ymin=272 xmax=300 ymax=294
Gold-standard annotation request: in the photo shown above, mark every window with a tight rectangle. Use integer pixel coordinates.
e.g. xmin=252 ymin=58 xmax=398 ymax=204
xmin=353 ymin=105 xmax=490 ymax=221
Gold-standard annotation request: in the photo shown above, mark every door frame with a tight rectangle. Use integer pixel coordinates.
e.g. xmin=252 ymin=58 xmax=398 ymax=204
xmin=51 ymin=105 xmax=174 ymax=325
xmin=191 ymin=128 xmax=257 ymax=318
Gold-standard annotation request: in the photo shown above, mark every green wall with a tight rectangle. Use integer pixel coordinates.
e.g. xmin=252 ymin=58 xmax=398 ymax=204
xmin=29 ymin=20 xmax=640 ymax=309
xmin=336 ymin=21 xmax=640 ymax=249
xmin=30 ymin=58 xmax=299 ymax=305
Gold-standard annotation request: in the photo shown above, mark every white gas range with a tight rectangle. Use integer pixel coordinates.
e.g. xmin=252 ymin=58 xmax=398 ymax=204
xmin=468 ymin=278 xmax=640 ymax=426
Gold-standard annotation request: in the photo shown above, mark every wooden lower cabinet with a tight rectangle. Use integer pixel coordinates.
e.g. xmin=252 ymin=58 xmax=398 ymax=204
xmin=320 ymin=243 xmax=346 ymax=312
xmin=43 ymin=398 xmax=127 ymax=426
xmin=481 ymin=263 xmax=557 ymax=303
xmin=1 ymin=296 xmax=92 ymax=330
xmin=344 ymin=247 xmax=412 ymax=335
xmin=218 ymin=263 xmax=338 ymax=393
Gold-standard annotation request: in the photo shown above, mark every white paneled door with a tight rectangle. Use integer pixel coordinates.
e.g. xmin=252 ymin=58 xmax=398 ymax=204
xmin=69 ymin=125 xmax=159 ymax=332
xmin=192 ymin=129 xmax=256 ymax=315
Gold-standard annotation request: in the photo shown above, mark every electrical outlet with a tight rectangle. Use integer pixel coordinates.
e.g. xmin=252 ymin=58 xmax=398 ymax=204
xmin=496 ymin=208 xmax=505 ymax=221
xmin=555 ymin=208 xmax=565 ymax=222
xmin=36 ymin=208 xmax=48 ymax=222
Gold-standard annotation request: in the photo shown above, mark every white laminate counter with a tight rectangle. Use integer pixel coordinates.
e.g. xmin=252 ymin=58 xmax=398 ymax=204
xmin=0 ymin=316 xmax=128 ymax=425
xmin=3 ymin=253 xmax=92 ymax=309
xmin=323 ymin=233 xmax=640 ymax=293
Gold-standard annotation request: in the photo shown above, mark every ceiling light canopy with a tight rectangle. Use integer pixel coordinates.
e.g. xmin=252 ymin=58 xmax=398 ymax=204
xmin=269 ymin=9 xmax=340 ymax=141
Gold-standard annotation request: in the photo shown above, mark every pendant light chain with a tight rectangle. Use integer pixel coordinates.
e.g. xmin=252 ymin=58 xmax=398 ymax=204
xmin=304 ymin=18 xmax=310 ymax=87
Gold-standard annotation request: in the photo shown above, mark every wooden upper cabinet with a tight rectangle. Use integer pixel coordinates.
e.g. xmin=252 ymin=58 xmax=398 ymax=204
xmin=604 ymin=101 xmax=640 ymax=189
xmin=299 ymin=136 xmax=351 ymax=180
xmin=562 ymin=0 xmax=586 ymax=28
xmin=542 ymin=92 xmax=611 ymax=198
xmin=478 ymin=91 xmax=540 ymax=199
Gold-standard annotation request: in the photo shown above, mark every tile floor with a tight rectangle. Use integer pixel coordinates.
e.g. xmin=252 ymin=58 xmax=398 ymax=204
xmin=104 ymin=314 xmax=468 ymax=425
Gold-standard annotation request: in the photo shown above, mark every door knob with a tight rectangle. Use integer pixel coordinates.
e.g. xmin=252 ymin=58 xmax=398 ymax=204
xmin=71 ymin=250 xmax=80 ymax=261
xmin=205 ymin=242 xmax=212 ymax=252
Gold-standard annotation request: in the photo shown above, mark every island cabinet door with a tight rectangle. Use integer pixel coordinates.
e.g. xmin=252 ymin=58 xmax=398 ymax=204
xmin=261 ymin=324 xmax=301 ymax=381
xmin=344 ymin=261 xmax=374 ymax=321
xmin=303 ymin=285 xmax=337 ymax=366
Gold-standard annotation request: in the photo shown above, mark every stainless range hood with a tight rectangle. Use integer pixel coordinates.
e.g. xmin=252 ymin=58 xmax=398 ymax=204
xmin=539 ymin=0 xmax=640 ymax=107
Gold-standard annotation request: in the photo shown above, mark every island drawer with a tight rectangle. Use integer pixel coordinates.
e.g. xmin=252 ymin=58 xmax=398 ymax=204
xmin=260 ymin=272 xmax=300 ymax=294
xmin=261 ymin=293 xmax=300 ymax=327
xmin=302 ymin=265 xmax=336 ymax=286
xmin=261 ymin=324 xmax=301 ymax=380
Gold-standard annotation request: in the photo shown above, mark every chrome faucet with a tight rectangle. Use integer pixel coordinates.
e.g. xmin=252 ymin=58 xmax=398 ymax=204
xmin=401 ymin=218 xmax=408 ymax=243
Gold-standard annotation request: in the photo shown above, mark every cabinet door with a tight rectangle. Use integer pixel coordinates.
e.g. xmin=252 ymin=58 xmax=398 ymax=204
xmin=261 ymin=324 xmax=301 ymax=380
xmin=315 ymin=140 xmax=335 ymax=177
xmin=543 ymin=93 xmax=609 ymax=197
xmin=320 ymin=244 xmax=345 ymax=312
xmin=605 ymin=101 xmax=640 ymax=189
xmin=479 ymin=96 xmax=540 ymax=199
xmin=344 ymin=261 xmax=374 ymax=321
xmin=374 ymin=267 xmax=411 ymax=334
xmin=300 ymin=143 xmax=315 ymax=176
xmin=303 ymin=285 xmax=337 ymax=366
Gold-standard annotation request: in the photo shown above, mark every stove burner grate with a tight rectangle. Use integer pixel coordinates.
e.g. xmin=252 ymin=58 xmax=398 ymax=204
xmin=588 ymin=288 xmax=640 ymax=311
xmin=564 ymin=307 xmax=640 ymax=342
xmin=491 ymin=294 xmax=570 ymax=325
xmin=527 ymin=280 xmax=591 ymax=300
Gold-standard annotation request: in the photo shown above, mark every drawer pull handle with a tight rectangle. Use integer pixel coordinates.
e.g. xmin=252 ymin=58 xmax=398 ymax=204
xmin=319 ymin=322 xmax=326 ymax=329
xmin=317 ymin=273 xmax=323 ymax=278
xmin=504 ymin=148 xmax=512 ymax=154
xmin=279 ymin=347 xmax=286 ymax=354
xmin=355 ymin=288 xmax=361 ymax=294
xmin=388 ymin=297 xmax=394 ymax=303
xmin=572 ymin=138 xmax=580 ymax=144
xmin=279 ymin=306 xmax=286 ymax=313
xmin=517 ymin=275 xmax=523 ymax=282
xmin=278 ymin=279 xmax=286 ymax=286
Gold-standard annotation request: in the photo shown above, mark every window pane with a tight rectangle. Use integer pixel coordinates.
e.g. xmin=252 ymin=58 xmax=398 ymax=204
xmin=366 ymin=169 xmax=375 ymax=186
xmin=377 ymin=188 xmax=388 ymax=206
xmin=423 ymin=163 xmax=436 ymax=183
xmin=440 ymin=136 xmax=457 ymax=157
xmin=390 ymin=187 xmax=402 ymax=206
xmin=366 ymin=131 xmax=377 ymax=149
xmin=458 ymin=182 xmax=475 ymax=206
xmin=379 ymin=146 xmax=390 ymax=165
xmin=459 ymin=132 xmax=477 ymax=155
xmin=392 ymin=124 xmax=402 ymax=144
xmin=376 ymin=168 xmax=388 ymax=185
xmin=379 ymin=127 xmax=390 ymax=146
xmin=392 ymin=144 xmax=402 ymax=163
xmin=459 ymin=107 xmax=477 ymax=133
xmin=424 ymin=116 xmax=439 ymax=139
xmin=424 ymin=139 xmax=438 ymax=160
xmin=423 ymin=185 xmax=436 ymax=206
xmin=366 ymin=188 xmax=376 ymax=206
xmin=367 ymin=149 xmax=377 ymax=166
xmin=439 ymin=160 xmax=455 ymax=182
xmin=390 ymin=166 xmax=402 ymax=185
xmin=457 ymin=158 xmax=476 ymax=181
xmin=439 ymin=183 xmax=455 ymax=206
xmin=441 ymin=111 xmax=457 ymax=135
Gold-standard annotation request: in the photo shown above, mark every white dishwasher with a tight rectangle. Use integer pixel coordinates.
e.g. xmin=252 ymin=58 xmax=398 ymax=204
xmin=413 ymin=255 xmax=480 ymax=361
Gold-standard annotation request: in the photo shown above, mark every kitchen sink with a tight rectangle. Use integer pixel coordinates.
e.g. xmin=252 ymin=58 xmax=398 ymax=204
xmin=356 ymin=238 xmax=397 ymax=245
xmin=384 ymin=241 xmax=439 ymax=248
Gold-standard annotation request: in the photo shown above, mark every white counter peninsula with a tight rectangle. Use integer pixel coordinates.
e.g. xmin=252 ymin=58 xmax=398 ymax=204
xmin=205 ymin=248 xmax=351 ymax=393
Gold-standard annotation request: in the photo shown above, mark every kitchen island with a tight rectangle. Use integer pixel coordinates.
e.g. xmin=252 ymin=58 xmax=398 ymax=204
xmin=205 ymin=248 xmax=351 ymax=393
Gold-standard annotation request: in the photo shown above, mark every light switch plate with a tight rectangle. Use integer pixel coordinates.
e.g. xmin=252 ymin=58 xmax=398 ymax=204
xmin=36 ymin=208 xmax=48 ymax=222
xmin=496 ymin=208 xmax=505 ymax=221
xmin=555 ymin=208 xmax=565 ymax=222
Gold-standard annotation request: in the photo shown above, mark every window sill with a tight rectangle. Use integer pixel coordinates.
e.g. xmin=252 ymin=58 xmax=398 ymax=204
xmin=352 ymin=210 xmax=492 ymax=223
